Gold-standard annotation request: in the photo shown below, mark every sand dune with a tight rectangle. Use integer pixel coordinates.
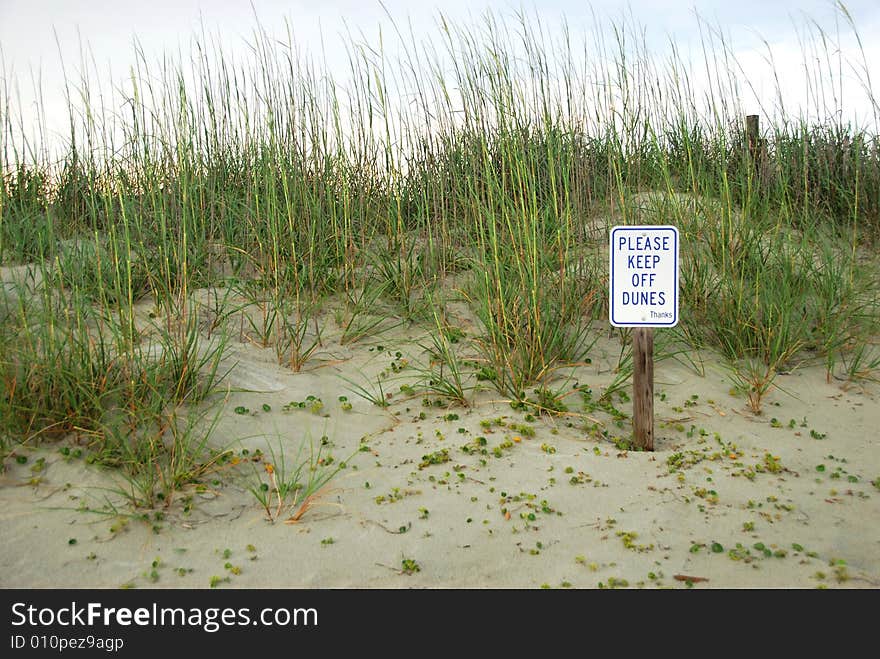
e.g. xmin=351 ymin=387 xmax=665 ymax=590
xmin=1 ymin=314 xmax=877 ymax=589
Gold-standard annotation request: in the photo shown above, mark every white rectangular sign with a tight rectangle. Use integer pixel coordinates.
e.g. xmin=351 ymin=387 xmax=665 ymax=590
xmin=609 ymin=225 xmax=679 ymax=327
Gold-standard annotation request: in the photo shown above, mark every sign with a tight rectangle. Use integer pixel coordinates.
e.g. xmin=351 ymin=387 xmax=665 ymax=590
xmin=609 ymin=225 xmax=679 ymax=327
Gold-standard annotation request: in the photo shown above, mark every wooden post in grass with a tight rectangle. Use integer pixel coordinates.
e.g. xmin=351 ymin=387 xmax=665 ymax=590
xmin=746 ymin=114 xmax=759 ymax=156
xmin=632 ymin=328 xmax=654 ymax=451
xmin=746 ymin=114 xmax=760 ymax=177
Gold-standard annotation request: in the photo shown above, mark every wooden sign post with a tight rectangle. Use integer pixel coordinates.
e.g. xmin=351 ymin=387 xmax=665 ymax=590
xmin=632 ymin=328 xmax=654 ymax=450
xmin=609 ymin=226 xmax=679 ymax=451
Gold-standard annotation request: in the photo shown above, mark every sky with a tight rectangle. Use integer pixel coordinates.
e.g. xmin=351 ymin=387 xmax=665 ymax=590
xmin=1 ymin=0 xmax=878 ymax=159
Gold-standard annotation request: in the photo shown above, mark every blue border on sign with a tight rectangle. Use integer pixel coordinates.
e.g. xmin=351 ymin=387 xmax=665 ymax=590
xmin=609 ymin=225 xmax=679 ymax=327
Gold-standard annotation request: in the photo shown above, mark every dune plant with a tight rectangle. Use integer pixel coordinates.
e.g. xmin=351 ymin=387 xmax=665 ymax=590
xmin=338 ymin=277 xmax=399 ymax=345
xmin=368 ymin=238 xmax=434 ymax=322
xmin=247 ymin=436 xmax=349 ymax=523
xmin=340 ymin=370 xmax=392 ymax=409
xmin=0 ymin=277 xmax=118 ymax=440
xmin=415 ymin=311 xmax=472 ymax=407
xmin=275 ymin=297 xmax=324 ymax=372
xmin=99 ymin=398 xmax=228 ymax=510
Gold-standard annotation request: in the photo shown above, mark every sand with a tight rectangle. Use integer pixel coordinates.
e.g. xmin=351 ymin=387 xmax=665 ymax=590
xmin=1 ymin=298 xmax=878 ymax=590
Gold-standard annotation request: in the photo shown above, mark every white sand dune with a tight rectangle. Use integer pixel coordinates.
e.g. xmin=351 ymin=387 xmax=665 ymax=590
xmin=1 ymin=318 xmax=878 ymax=589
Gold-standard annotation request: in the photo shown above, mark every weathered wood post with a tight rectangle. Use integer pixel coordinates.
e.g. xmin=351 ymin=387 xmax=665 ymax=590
xmin=746 ymin=114 xmax=760 ymax=160
xmin=632 ymin=328 xmax=654 ymax=451
xmin=746 ymin=114 xmax=762 ymax=181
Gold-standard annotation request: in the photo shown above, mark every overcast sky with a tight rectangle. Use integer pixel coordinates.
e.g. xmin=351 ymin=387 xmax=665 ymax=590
xmin=1 ymin=0 xmax=878 ymax=156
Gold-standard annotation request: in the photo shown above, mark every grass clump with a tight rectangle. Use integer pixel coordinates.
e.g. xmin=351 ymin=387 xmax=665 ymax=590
xmin=247 ymin=436 xmax=350 ymax=523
